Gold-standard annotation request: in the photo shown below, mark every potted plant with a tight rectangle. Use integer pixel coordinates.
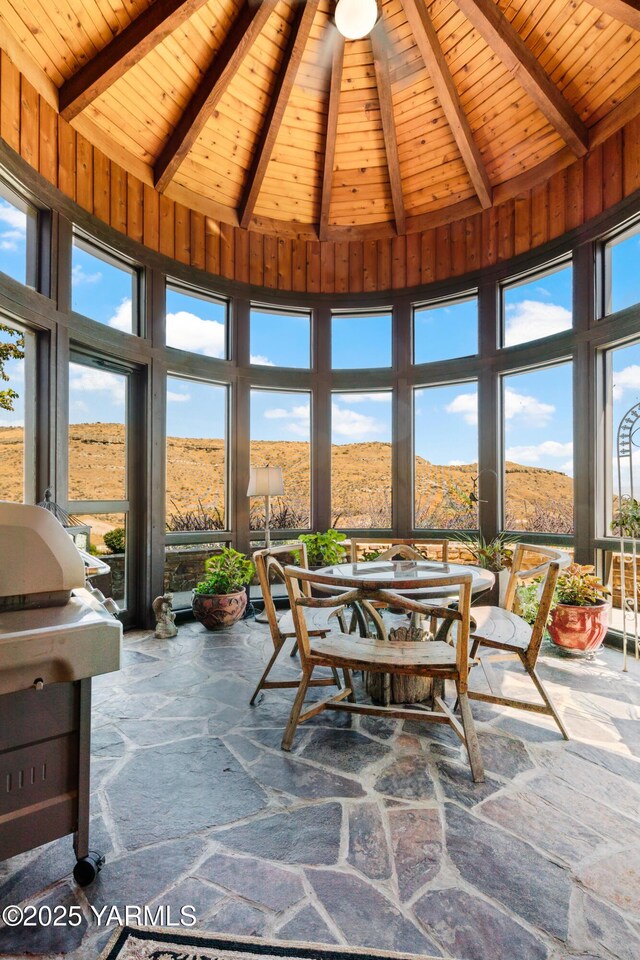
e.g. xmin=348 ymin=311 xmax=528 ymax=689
xmin=455 ymin=532 xmax=517 ymax=606
xmin=192 ymin=547 xmax=254 ymax=630
xmin=611 ymin=496 xmax=640 ymax=538
xmin=299 ymin=529 xmax=347 ymax=568
xmin=548 ymin=563 xmax=611 ymax=655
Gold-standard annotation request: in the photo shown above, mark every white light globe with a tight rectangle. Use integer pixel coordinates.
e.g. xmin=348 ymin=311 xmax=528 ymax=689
xmin=335 ymin=0 xmax=379 ymax=41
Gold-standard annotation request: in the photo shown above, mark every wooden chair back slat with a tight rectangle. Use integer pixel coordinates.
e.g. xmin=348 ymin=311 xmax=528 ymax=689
xmin=253 ymin=542 xmax=310 ymax=647
xmin=503 ymin=543 xmax=568 ymax=613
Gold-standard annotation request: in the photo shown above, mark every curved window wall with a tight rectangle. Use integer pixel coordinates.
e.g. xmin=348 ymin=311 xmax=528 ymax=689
xmin=1 ymin=161 xmax=640 ymax=631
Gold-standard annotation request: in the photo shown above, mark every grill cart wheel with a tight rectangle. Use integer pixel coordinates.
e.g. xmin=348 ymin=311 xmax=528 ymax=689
xmin=73 ymin=852 xmax=105 ymax=886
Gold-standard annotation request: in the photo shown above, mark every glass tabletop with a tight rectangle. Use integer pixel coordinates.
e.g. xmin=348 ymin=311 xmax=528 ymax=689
xmin=315 ymin=559 xmax=495 ymax=594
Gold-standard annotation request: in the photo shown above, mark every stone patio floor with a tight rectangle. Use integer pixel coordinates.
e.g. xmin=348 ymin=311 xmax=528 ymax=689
xmin=1 ymin=616 xmax=640 ymax=960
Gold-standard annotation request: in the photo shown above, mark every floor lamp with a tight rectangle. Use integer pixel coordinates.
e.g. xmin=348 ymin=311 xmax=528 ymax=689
xmin=247 ymin=466 xmax=284 ymax=623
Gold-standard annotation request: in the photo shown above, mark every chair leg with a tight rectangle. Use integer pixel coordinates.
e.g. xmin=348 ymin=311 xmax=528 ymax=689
xmin=456 ymin=685 xmax=485 ymax=783
xmin=331 ymin=666 xmax=343 ymax=688
xmin=342 ymin=667 xmax=356 ymax=702
xmin=282 ymin=669 xmax=312 ymax=751
xmin=523 ymin=655 xmax=570 ymax=740
xmin=249 ymin=643 xmax=283 ymax=705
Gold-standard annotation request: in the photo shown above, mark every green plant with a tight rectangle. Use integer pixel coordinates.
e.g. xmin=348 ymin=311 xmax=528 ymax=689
xmin=103 ymin=526 xmax=126 ymax=554
xmin=0 ymin=323 xmax=24 ymax=412
xmin=611 ymin=497 xmax=640 ymax=538
xmin=516 ymin=580 xmax=543 ymax=625
xmin=194 ymin=547 xmax=254 ymax=595
xmin=554 ymin=563 xmax=610 ymax=606
xmin=455 ymin=532 xmax=517 ymax=572
xmin=299 ymin=529 xmax=347 ymax=566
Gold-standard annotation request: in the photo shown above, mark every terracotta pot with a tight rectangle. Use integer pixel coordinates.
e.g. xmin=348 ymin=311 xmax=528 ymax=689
xmin=548 ymin=600 xmax=610 ymax=654
xmin=192 ymin=589 xmax=247 ymax=630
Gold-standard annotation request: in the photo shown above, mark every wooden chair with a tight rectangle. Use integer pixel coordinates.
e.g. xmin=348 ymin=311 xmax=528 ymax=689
xmin=350 ymin=537 xmax=449 ymax=563
xmin=467 ymin=543 xmax=569 ymax=739
xmin=250 ymin=543 xmax=345 ymax=706
xmin=282 ymin=564 xmax=484 ymax=782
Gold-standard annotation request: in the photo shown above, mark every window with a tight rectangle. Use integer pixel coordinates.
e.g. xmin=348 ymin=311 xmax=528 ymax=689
xmin=502 ymin=262 xmax=572 ymax=348
xmin=250 ymin=389 xmax=311 ymax=529
xmin=609 ymin=340 xmax=640 ymax=528
xmin=331 ymin=391 xmax=392 ymax=528
xmin=605 ymin=224 xmax=640 ymax=315
xmin=414 ymin=383 xmax=478 ymax=529
xmin=166 ymin=284 xmax=227 ymax=359
xmin=72 ymin=235 xmax=137 ymax=333
xmin=503 ymin=363 xmax=573 ymax=533
xmin=250 ymin=307 xmax=310 ymax=368
xmin=0 ymin=319 xmax=35 ymax=502
xmin=414 ymin=296 xmax=478 ymax=364
xmin=0 ymin=184 xmax=36 ymax=287
xmin=332 ymin=312 xmax=392 ymax=369
xmin=166 ymin=377 xmax=227 ymax=531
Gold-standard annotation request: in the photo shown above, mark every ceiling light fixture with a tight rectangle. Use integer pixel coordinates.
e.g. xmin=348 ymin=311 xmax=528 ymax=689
xmin=335 ymin=0 xmax=379 ymax=41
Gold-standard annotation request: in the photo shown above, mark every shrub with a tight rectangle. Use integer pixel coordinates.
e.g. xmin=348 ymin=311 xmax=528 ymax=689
xmin=103 ymin=526 xmax=125 ymax=554
xmin=166 ymin=500 xmax=225 ymax=532
xmin=194 ymin=547 xmax=254 ymax=595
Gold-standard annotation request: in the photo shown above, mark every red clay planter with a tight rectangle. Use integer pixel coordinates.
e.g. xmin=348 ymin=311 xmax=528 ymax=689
xmin=192 ymin=590 xmax=247 ymax=630
xmin=548 ymin=600 xmax=610 ymax=654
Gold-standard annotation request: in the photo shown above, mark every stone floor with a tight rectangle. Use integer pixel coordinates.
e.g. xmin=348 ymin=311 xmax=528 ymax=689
xmin=1 ymin=616 xmax=640 ymax=960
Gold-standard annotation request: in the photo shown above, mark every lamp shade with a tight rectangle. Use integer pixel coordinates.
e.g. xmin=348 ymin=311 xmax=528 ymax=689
xmin=247 ymin=466 xmax=284 ymax=497
xmin=335 ymin=0 xmax=378 ymax=41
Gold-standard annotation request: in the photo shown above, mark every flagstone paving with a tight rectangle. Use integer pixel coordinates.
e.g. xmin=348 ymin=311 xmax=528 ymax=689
xmin=0 ymin=618 xmax=639 ymax=960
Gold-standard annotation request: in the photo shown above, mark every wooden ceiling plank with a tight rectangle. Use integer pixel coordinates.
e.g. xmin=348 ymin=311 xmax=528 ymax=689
xmin=238 ymin=0 xmax=321 ymax=229
xmin=371 ymin=21 xmax=406 ymax=235
xmin=455 ymin=0 xmax=589 ymax=157
xmin=319 ymin=34 xmax=345 ymax=240
xmin=586 ymin=1 xmax=640 ymax=32
xmin=154 ymin=0 xmax=280 ymax=193
xmin=59 ymin=0 xmax=212 ymax=121
xmin=403 ymin=0 xmax=492 ymax=208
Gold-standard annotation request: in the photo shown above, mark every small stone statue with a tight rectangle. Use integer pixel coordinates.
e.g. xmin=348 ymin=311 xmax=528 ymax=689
xmin=152 ymin=593 xmax=178 ymax=639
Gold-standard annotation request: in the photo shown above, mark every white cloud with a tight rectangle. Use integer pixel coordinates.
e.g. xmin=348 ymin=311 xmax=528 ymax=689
xmin=250 ymin=354 xmax=275 ymax=366
xmin=72 ymin=263 xmax=102 ymax=285
xmin=332 ymin=402 xmax=384 ymax=440
xmin=166 ymin=310 xmax=225 ymax=358
xmin=264 ymin=404 xmax=310 ymax=421
xmin=504 ymin=388 xmax=555 ymax=427
xmin=613 ymin=364 xmax=640 ymax=401
xmin=505 ymin=440 xmax=573 ymax=464
xmin=167 ymin=390 xmax=190 ymax=403
xmin=69 ymin=367 xmax=125 ymax=405
xmin=504 ymin=300 xmax=571 ymax=346
xmin=0 ymin=202 xmax=26 ymax=231
xmin=0 ymin=229 xmax=26 ymax=252
xmin=448 ymin=459 xmax=465 ymax=466
xmin=446 ymin=392 xmax=478 ymax=425
xmin=108 ymin=298 xmax=133 ymax=332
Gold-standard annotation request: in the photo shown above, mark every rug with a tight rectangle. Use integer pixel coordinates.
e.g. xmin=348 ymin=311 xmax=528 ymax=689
xmin=100 ymin=928 xmax=441 ymax=960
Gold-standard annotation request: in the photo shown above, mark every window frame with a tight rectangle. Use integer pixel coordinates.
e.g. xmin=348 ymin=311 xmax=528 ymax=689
xmin=71 ymin=229 xmax=141 ymax=335
xmin=331 ymin=308 xmax=393 ymax=371
xmin=499 ymin=256 xmax=573 ymax=350
xmin=166 ymin=278 xmax=230 ymax=360
xmin=412 ymin=290 xmax=479 ymax=366
xmin=249 ymin=303 xmax=312 ymax=370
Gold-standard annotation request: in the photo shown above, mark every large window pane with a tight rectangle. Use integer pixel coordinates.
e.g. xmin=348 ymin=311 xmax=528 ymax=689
xmin=332 ymin=313 xmax=392 ymax=369
xmin=0 ymin=189 xmax=31 ymax=286
xmin=502 ymin=263 xmax=572 ymax=347
xmin=72 ymin=237 xmax=136 ymax=333
xmin=250 ymin=389 xmax=310 ymax=529
xmin=75 ymin=512 xmax=127 ymax=606
xmin=606 ymin=225 xmax=640 ymax=315
xmin=166 ymin=377 xmax=227 ymax=531
xmin=250 ymin=308 xmax=310 ymax=368
xmin=609 ymin=340 xmax=640 ymax=529
xmin=0 ymin=320 xmax=34 ymax=502
xmin=414 ymin=383 xmax=478 ymax=529
xmin=331 ymin=391 xmax=392 ymax=528
xmin=166 ymin=284 xmax=227 ymax=359
xmin=503 ymin=363 xmax=573 ymax=533
xmin=68 ymin=361 xmax=127 ymax=501
xmin=414 ymin=297 xmax=477 ymax=364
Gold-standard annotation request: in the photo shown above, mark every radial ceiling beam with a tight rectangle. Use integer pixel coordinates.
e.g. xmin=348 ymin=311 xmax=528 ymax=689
xmin=586 ymin=1 xmax=640 ymax=32
xmin=238 ymin=0 xmax=321 ymax=229
xmin=59 ymin=0 xmax=210 ymax=121
xmin=404 ymin=0 xmax=492 ymax=209
xmin=155 ymin=0 xmax=279 ymax=192
xmin=371 ymin=22 xmax=406 ymax=236
xmin=319 ymin=35 xmax=345 ymax=241
xmin=455 ymin=0 xmax=589 ymax=157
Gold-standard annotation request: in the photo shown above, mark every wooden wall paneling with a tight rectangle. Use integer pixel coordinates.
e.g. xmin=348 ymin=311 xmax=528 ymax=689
xmin=190 ymin=210 xmax=206 ymax=270
xmin=435 ymin=224 xmax=451 ymax=281
xmin=549 ymin=168 xmax=567 ymax=239
xmin=174 ymin=202 xmax=190 ymax=265
xmin=450 ymin=218 xmax=465 ymax=276
xmin=320 ymin=240 xmax=335 ymax=292
xmin=623 ymin=115 xmax=640 ymax=195
xmin=406 ymin=231 xmax=420 ymax=287
xmin=75 ymin=133 xmax=93 ymax=213
xmin=514 ymin=192 xmax=531 ymax=255
xmin=234 ymin=227 xmax=249 ymax=284
xmin=603 ymin=130 xmax=623 ymax=209
xmin=92 ymin=148 xmax=110 ymax=224
xmin=391 ymin=235 xmax=406 ymax=289
xmin=377 ymin=238 xmax=392 ymax=291
xmin=497 ymin=199 xmax=515 ymax=261
xmin=348 ymin=239 xmax=363 ymax=293
xmin=57 ymin=118 xmax=76 ymax=202
xmin=530 ymin=181 xmax=549 ymax=249
xmin=110 ymin=161 xmax=127 ymax=234
xmin=204 ymin=217 xmax=221 ymax=275
xmin=363 ymin=238 xmax=377 ymax=292
xmin=465 ymin=213 xmax=481 ymax=273
xmin=38 ymin=97 xmax=58 ymax=187
xmin=292 ymin=237 xmax=306 ymax=292
xmin=220 ymin=222 xmax=235 ymax=278
xmin=19 ymin=77 xmax=39 ymax=170
xmin=566 ymin=157 xmax=584 ymax=230
xmin=481 ymin=206 xmax=499 ymax=267
xmin=584 ymin=144 xmax=604 ymax=221
xmin=0 ymin=51 xmax=20 ymax=152
xmin=420 ymin=228 xmax=436 ymax=284
xmin=159 ymin=193 xmax=176 ymax=259
xmin=249 ymin=230 xmax=264 ymax=287
xmin=306 ymin=240 xmax=321 ymax=294
xmin=335 ymin=239 xmax=349 ymax=293
xmin=143 ymin=182 xmax=160 ymax=251
xmin=126 ymin=173 xmax=144 ymax=242
xmin=263 ymin=233 xmax=278 ymax=288
xmin=277 ymin=235 xmax=292 ymax=290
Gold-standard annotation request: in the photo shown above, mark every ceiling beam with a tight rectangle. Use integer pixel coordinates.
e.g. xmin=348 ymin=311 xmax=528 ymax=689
xmin=455 ymin=0 xmax=589 ymax=157
xmin=319 ymin=35 xmax=345 ymax=241
xmin=154 ymin=0 xmax=279 ymax=193
xmin=238 ymin=0 xmax=320 ymax=229
xmin=59 ymin=0 xmax=210 ymax=121
xmin=586 ymin=1 xmax=640 ymax=32
xmin=404 ymin=0 xmax=492 ymax=209
xmin=371 ymin=22 xmax=406 ymax=236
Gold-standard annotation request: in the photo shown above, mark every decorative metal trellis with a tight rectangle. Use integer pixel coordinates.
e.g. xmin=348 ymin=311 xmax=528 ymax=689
xmin=616 ymin=402 xmax=640 ymax=670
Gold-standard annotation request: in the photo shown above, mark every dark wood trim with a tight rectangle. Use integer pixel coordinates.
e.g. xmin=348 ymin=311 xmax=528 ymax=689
xmin=371 ymin=23 xmax=406 ymax=236
xmin=455 ymin=0 xmax=589 ymax=157
xmin=319 ymin=35 xmax=345 ymax=242
xmin=587 ymin=0 xmax=640 ymax=32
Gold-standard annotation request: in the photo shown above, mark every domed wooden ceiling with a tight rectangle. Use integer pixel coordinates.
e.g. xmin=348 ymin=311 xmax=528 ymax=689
xmin=2 ymin=0 xmax=640 ymax=239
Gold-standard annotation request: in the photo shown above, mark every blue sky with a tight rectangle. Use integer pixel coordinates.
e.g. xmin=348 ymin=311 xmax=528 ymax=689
xmin=415 ymin=298 xmax=477 ymax=362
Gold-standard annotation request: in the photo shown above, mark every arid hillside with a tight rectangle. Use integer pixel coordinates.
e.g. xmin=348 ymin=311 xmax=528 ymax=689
xmin=0 ymin=424 xmax=573 ymax=537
